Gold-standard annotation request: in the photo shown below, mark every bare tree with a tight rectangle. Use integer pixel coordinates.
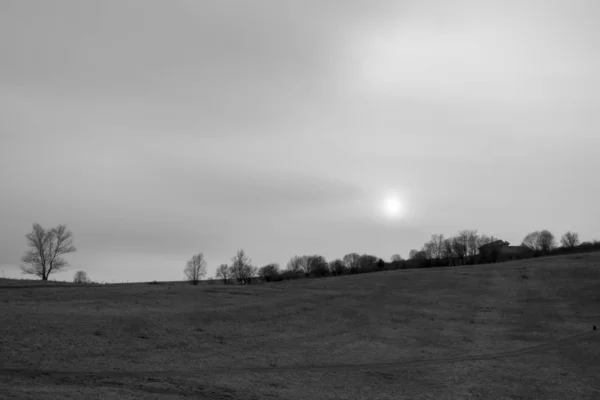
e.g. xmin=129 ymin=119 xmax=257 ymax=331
xmin=298 ymin=255 xmax=313 ymax=276
xmin=286 ymin=255 xmax=303 ymax=273
xmin=184 ymin=253 xmax=208 ymax=285
xmin=538 ymin=230 xmax=556 ymax=254
xmin=294 ymin=255 xmax=328 ymax=277
xmin=408 ymin=249 xmax=419 ymax=260
xmin=560 ymin=231 xmax=580 ymax=249
xmin=73 ymin=270 xmax=90 ymax=284
xmin=247 ymin=265 xmax=259 ymax=283
xmin=358 ymin=254 xmax=378 ymax=272
xmin=441 ymin=238 xmax=455 ymax=265
xmin=230 ymin=249 xmax=256 ymax=284
xmin=427 ymin=234 xmax=444 ymax=260
xmin=303 ymin=255 xmax=329 ymax=277
xmin=215 ymin=264 xmax=231 ymax=284
xmin=422 ymin=242 xmax=435 ymax=260
xmin=342 ymin=253 xmax=361 ymax=274
xmin=452 ymin=235 xmax=467 ymax=265
xmin=21 ymin=223 xmax=76 ymax=281
xmin=409 ymin=249 xmax=426 ymax=260
xmin=436 ymin=234 xmax=446 ymax=259
xmin=464 ymin=230 xmax=479 ymax=258
xmin=522 ymin=230 xmax=555 ymax=254
xmin=329 ymin=259 xmax=347 ymax=276
xmin=258 ymin=263 xmax=280 ymax=282
xmin=450 ymin=230 xmax=477 ymax=262
xmin=522 ymin=231 xmax=541 ymax=251
xmin=390 ymin=254 xmax=403 ymax=262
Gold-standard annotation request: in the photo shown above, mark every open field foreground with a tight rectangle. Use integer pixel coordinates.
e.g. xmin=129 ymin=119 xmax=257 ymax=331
xmin=1 ymin=253 xmax=599 ymax=399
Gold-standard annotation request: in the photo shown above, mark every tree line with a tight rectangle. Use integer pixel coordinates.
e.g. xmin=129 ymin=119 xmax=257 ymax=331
xmin=17 ymin=223 xmax=600 ymax=284
xmin=185 ymin=229 xmax=600 ymax=285
xmin=402 ymin=229 xmax=598 ymax=268
xmin=191 ymin=250 xmax=388 ymax=285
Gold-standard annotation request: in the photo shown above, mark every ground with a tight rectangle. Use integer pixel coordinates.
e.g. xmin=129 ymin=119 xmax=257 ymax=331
xmin=1 ymin=252 xmax=599 ymax=399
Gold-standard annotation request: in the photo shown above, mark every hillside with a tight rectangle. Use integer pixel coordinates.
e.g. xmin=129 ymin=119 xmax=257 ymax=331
xmin=1 ymin=253 xmax=599 ymax=399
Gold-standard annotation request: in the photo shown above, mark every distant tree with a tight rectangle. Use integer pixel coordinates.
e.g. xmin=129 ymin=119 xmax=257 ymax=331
xmin=422 ymin=242 xmax=435 ymax=260
xmin=258 ymin=263 xmax=280 ymax=282
xmin=73 ymin=270 xmax=90 ymax=284
xmin=247 ymin=265 xmax=259 ymax=283
xmin=342 ymin=253 xmax=361 ymax=274
xmin=304 ymin=255 xmax=329 ymax=277
xmin=441 ymin=238 xmax=454 ymax=260
xmin=522 ymin=230 xmax=555 ymax=254
xmin=410 ymin=250 xmax=427 ymax=261
xmin=390 ymin=254 xmax=404 ymax=269
xmin=279 ymin=269 xmax=302 ymax=280
xmin=215 ymin=264 xmax=231 ymax=284
xmin=329 ymin=259 xmax=347 ymax=276
xmin=423 ymin=234 xmax=444 ymax=260
xmin=295 ymin=255 xmax=328 ymax=277
xmin=408 ymin=249 xmax=427 ymax=268
xmin=441 ymin=238 xmax=456 ymax=265
xmin=298 ymin=255 xmax=313 ymax=277
xmin=580 ymin=239 xmax=600 ymax=251
xmin=184 ymin=253 xmax=208 ymax=285
xmin=21 ymin=223 xmax=76 ymax=281
xmin=376 ymin=258 xmax=385 ymax=270
xmin=286 ymin=255 xmax=303 ymax=273
xmin=464 ymin=230 xmax=479 ymax=258
xmin=560 ymin=231 xmax=580 ymax=249
xmin=432 ymin=234 xmax=445 ymax=259
xmin=358 ymin=254 xmax=378 ymax=272
xmin=230 ymin=249 xmax=257 ymax=284
xmin=390 ymin=254 xmax=403 ymax=262
xmin=538 ymin=230 xmax=556 ymax=254
xmin=451 ymin=230 xmax=477 ymax=262
xmin=451 ymin=235 xmax=467 ymax=265
xmin=522 ymin=231 xmax=541 ymax=251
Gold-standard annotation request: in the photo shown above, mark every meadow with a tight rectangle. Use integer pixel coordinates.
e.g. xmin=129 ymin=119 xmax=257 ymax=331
xmin=1 ymin=252 xmax=599 ymax=399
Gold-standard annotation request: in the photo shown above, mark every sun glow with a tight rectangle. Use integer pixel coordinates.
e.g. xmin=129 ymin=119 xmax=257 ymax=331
xmin=383 ymin=195 xmax=403 ymax=218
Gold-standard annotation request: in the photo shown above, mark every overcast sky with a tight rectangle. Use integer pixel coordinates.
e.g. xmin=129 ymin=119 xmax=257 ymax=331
xmin=1 ymin=0 xmax=599 ymax=282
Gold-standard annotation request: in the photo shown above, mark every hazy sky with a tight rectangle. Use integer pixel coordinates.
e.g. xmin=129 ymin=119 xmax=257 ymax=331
xmin=1 ymin=0 xmax=599 ymax=282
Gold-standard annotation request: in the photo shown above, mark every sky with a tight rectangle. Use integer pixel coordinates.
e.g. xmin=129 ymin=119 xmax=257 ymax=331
xmin=1 ymin=0 xmax=599 ymax=282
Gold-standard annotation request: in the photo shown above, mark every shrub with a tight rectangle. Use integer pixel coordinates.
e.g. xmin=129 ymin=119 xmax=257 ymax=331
xmin=73 ymin=270 xmax=91 ymax=284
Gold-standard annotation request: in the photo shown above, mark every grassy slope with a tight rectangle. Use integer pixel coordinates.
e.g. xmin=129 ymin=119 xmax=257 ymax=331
xmin=1 ymin=253 xmax=599 ymax=399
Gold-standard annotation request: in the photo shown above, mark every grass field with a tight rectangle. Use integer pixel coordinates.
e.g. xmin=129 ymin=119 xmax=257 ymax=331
xmin=1 ymin=252 xmax=599 ymax=399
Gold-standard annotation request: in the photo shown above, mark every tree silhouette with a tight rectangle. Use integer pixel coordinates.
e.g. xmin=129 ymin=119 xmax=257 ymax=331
xmin=184 ymin=253 xmax=208 ymax=285
xmin=560 ymin=231 xmax=580 ymax=249
xmin=21 ymin=223 xmax=76 ymax=281
xmin=230 ymin=249 xmax=256 ymax=284
xmin=215 ymin=264 xmax=231 ymax=284
xmin=73 ymin=270 xmax=91 ymax=284
xmin=258 ymin=263 xmax=280 ymax=282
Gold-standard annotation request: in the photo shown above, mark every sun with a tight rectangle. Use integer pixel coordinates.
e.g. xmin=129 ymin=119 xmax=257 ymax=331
xmin=383 ymin=195 xmax=403 ymax=218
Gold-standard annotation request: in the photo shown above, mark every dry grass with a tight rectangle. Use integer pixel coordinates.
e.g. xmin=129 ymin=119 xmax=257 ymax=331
xmin=1 ymin=253 xmax=599 ymax=399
